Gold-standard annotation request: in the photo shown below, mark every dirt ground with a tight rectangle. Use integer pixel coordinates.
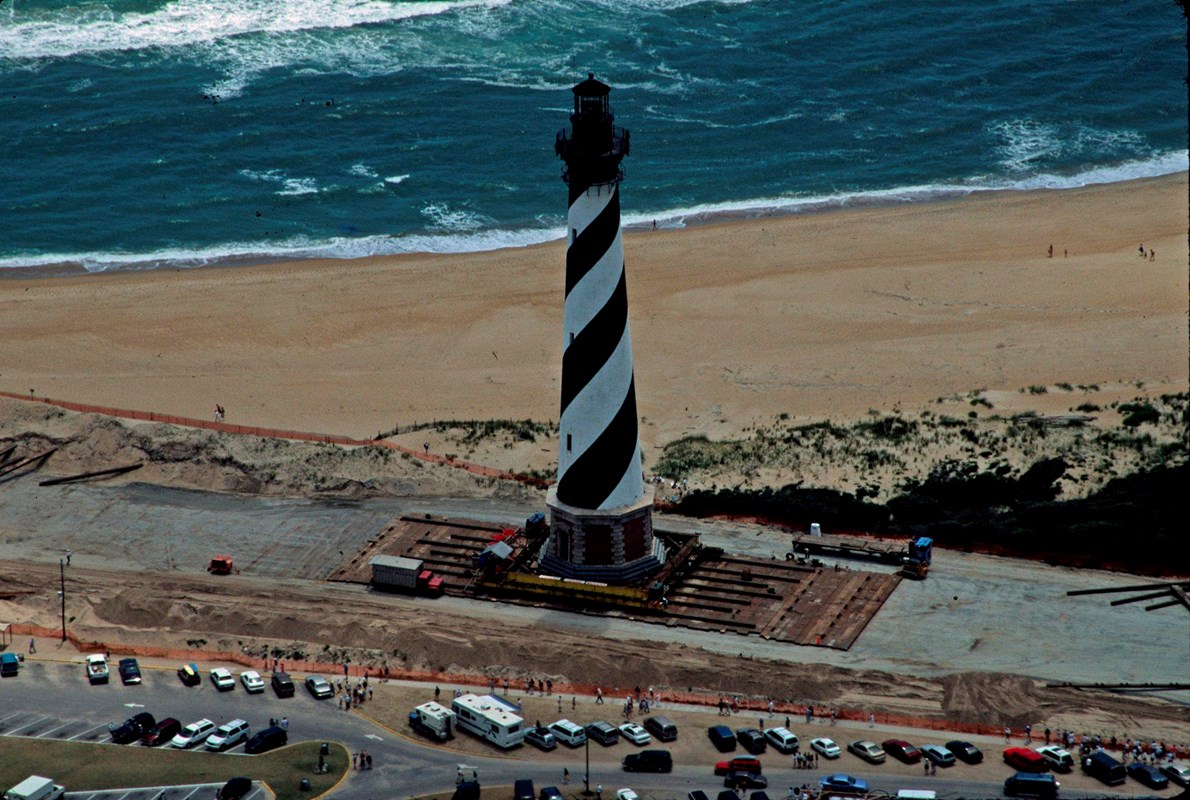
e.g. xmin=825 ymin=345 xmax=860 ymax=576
xmin=3 ymin=561 xmax=1187 ymax=750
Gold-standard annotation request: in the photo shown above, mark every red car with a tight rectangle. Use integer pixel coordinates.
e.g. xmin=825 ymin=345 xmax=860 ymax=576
xmin=714 ymin=756 xmax=762 ymax=776
xmin=882 ymin=739 xmax=922 ymax=764
xmin=1003 ymin=747 xmax=1049 ymax=773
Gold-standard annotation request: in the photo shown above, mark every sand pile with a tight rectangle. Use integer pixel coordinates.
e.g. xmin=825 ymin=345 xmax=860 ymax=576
xmin=1 ymin=397 xmax=538 ymax=502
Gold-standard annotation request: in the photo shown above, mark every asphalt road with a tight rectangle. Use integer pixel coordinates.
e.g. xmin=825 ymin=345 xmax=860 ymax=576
xmin=0 ymin=661 xmax=1158 ymax=800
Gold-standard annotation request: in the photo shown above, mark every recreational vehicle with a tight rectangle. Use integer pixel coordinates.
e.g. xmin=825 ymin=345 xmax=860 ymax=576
xmin=450 ymin=694 xmax=525 ymax=749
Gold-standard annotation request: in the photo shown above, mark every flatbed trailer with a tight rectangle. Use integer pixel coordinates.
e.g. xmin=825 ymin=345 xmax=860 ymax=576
xmin=789 ymin=533 xmax=908 ymax=564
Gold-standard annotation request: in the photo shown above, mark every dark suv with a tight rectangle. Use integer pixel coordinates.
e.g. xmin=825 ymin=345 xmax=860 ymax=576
xmin=514 ymin=779 xmax=535 ymax=800
xmin=118 ymin=658 xmax=142 ymax=685
xmin=271 ymin=672 xmax=295 ymax=698
xmin=142 ymin=717 xmax=181 ymax=747
xmin=110 ymin=712 xmax=155 ymax=744
xmin=622 ymin=749 xmax=673 ymax=773
xmin=736 ymin=728 xmax=767 ymax=754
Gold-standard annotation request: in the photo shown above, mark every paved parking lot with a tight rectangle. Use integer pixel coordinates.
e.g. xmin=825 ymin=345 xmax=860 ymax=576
xmin=0 ymin=709 xmax=116 ymax=743
xmin=67 ymin=782 xmax=265 ymax=800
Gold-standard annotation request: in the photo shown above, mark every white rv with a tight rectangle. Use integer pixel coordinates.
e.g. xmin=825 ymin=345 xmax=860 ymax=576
xmin=450 ymin=694 xmax=525 ymax=749
xmin=409 ymin=701 xmax=457 ymax=741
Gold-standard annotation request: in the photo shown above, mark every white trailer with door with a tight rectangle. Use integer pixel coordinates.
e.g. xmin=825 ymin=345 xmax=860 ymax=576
xmin=450 ymin=694 xmax=525 ymax=749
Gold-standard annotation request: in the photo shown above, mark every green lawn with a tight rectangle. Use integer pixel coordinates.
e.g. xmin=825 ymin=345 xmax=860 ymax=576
xmin=0 ymin=739 xmax=348 ymax=800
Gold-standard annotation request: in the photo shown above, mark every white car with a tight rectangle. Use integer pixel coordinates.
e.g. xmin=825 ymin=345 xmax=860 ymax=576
xmin=240 ymin=670 xmax=265 ymax=693
xmin=1162 ymin=764 xmax=1190 ymax=787
xmin=616 ymin=790 xmax=639 ymax=800
xmin=810 ymin=737 xmax=841 ymax=758
xmin=618 ymin=722 xmax=651 ymax=746
xmin=206 ymin=718 xmax=250 ymax=751
xmin=171 ymin=718 xmax=217 ymax=748
xmin=209 ymin=667 xmax=235 ymax=691
xmin=1036 ymin=744 xmax=1074 ymax=772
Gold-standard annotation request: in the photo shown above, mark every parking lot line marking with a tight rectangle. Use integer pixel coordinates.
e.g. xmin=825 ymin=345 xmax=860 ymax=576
xmin=7 ymin=715 xmax=48 ymax=734
xmin=0 ymin=711 xmax=28 ymax=725
xmin=35 ymin=721 xmax=74 ymax=738
xmin=68 ymin=723 xmax=109 ymax=741
xmin=176 ymin=787 xmax=202 ymax=800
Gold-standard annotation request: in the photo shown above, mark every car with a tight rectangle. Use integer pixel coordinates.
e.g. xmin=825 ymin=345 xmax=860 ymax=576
xmin=921 ymin=744 xmax=956 ymax=767
xmin=723 ymin=772 xmax=767 ymax=790
xmin=240 ymin=670 xmax=265 ymax=693
xmin=514 ymin=779 xmax=535 ymax=800
xmin=587 ymin=721 xmax=621 ymax=746
xmin=539 ymin=787 xmax=563 ymax=800
xmin=883 ymin=739 xmax=922 ymax=764
xmin=216 ymin=778 xmax=253 ymax=800
xmin=305 ymin=675 xmax=333 ymax=698
xmin=818 ymin=775 xmax=868 ymax=796
xmin=615 ymin=791 xmax=638 ymax=800
xmin=109 ymin=712 xmax=155 ymax=744
xmin=244 ymin=725 xmax=287 ymax=754
xmin=749 ymin=794 xmax=769 ymax=800
xmin=946 ymin=740 xmax=983 ymax=764
xmin=643 ymin=715 xmax=677 ymax=742
xmin=177 ymin=662 xmax=200 ymax=686
xmin=619 ymin=722 xmax=651 ymax=746
xmin=810 ymin=737 xmax=841 ymax=759
xmin=1162 ymin=763 xmax=1190 ymax=787
xmin=1004 ymin=746 xmax=1050 ymax=773
xmin=715 ymin=756 xmax=762 ymax=776
xmin=1126 ymin=762 xmax=1169 ymax=790
xmin=1004 ymin=772 xmax=1059 ymax=799
xmin=1036 ymin=745 xmax=1074 ymax=772
xmin=142 ymin=717 xmax=181 ymax=747
xmin=847 ymin=740 xmax=887 ymax=764
xmin=715 ymin=793 xmax=737 ymax=800
xmin=622 ymin=749 xmax=672 ymax=773
xmin=763 ymin=727 xmax=799 ymax=754
xmin=117 ymin=658 xmax=142 ymax=685
xmin=1081 ymin=750 xmax=1125 ymax=785
xmin=206 ymin=719 xmax=251 ymax=751
xmin=171 ymin=718 xmax=217 ymax=748
xmin=688 ymin=792 xmax=711 ymax=800
xmin=210 ymin=667 xmax=236 ymax=691
xmin=708 ymin=725 xmax=736 ymax=753
xmin=737 ymin=728 xmax=767 ymax=754
xmin=271 ymin=671 xmax=295 ymax=697
xmin=524 ymin=726 xmax=557 ymax=751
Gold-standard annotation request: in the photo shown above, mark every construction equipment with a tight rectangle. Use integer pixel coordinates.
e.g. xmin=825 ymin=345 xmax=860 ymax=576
xmin=207 ymin=555 xmax=234 ymax=575
xmin=900 ymin=537 xmax=933 ymax=580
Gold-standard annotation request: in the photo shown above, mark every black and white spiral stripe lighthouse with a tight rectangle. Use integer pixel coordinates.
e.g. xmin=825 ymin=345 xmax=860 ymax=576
xmin=541 ymin=74 xmax=662 ymax=583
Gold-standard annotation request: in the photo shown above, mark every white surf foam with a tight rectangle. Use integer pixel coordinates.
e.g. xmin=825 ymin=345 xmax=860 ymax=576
xmin=0 ymin=0 xmax=512 ymax=61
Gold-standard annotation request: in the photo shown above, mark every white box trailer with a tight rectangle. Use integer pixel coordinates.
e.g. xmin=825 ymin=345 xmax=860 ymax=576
xmin=4 ymin=776 xmax=65 ymax=800
xmin=370 ymin=555 xmax=423 ymax=589
xmin=409 ymin=701 xmax=457 ymax=740
xmin=451 ymin=693 xmax=525 ymax=749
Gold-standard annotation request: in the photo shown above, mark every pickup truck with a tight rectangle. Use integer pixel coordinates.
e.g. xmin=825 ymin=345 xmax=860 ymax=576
xmin=84 ymin=654 xmax=109 ymax=684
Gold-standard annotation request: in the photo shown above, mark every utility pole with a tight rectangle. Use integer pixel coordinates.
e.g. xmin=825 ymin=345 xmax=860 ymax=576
xmin=583 ymin=732 xmax=590 ymax=795
xmin=59 ymin=557 xmax=66 ymax=641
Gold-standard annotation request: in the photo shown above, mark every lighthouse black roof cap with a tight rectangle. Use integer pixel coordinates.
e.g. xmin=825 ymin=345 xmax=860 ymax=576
xmin=571 ymin=73 xmax=610 ymax=96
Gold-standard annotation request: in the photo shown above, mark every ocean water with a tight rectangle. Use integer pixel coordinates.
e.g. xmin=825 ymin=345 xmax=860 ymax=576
xmin=0 ymin=0 xmax=1186 ymax=272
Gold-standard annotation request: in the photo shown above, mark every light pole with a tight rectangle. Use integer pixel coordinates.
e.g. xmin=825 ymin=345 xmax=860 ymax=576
xmin=583 ymin=732 xmax=590 ymax=795
xmin=59 ymin=558 xmax=66 ymax=641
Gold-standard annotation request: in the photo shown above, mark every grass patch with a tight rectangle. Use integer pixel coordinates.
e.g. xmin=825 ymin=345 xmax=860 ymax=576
xmin=0 ymin=739 xmax=348 ymax=800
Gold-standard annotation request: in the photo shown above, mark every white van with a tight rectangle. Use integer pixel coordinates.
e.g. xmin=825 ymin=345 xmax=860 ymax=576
xmin=548 ymin=719 xmax=587 ymax=748
xmin=764 ymin=727 xmax=800 ymax=753
xmin=895 ymin=791 xmax=937 ymax=800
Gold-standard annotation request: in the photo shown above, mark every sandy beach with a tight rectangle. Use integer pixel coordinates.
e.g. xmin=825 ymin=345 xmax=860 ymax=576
xmin=2 ymin=174 xmax=1186 ymax=452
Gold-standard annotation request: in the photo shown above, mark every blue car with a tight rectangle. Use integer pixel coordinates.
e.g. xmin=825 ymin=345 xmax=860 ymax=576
xmin=819 ymin=775 xmax=868 ymax=796
xmin=1126 ymin=762 xmax=1169 ymax=790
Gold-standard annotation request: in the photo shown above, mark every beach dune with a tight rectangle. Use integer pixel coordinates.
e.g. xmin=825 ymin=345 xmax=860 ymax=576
xmin=1 ymin=174 xmax=1185 ymax=449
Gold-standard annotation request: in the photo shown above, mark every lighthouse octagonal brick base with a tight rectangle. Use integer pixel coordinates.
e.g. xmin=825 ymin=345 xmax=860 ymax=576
xmin=540 ymin=484 xmax=662 ymax=583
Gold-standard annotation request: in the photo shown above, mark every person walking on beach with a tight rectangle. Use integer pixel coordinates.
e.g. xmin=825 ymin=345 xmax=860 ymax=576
xmin=1048 ymin=244 xmax=1053 ymax=258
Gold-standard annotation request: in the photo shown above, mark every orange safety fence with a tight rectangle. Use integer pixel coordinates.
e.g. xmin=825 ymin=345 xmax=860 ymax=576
xmin=11 ymin=623 xmax=1185 ymax=758
xmin=0 ymin=390 xmax=548 ymax=488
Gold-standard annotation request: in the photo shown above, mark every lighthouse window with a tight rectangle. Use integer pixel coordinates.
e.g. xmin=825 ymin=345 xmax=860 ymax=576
xmin=569 ymin=332 xmax=575 ymax=344
xmin=567 ymin=434 xmax=572 ymax=452
xmin=571 ymin=228 xmax=577 ymax=243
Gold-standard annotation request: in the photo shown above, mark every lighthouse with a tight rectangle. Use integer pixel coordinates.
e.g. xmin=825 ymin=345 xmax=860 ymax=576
xmin=541 ymin=74 xmax=661 ymax=583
